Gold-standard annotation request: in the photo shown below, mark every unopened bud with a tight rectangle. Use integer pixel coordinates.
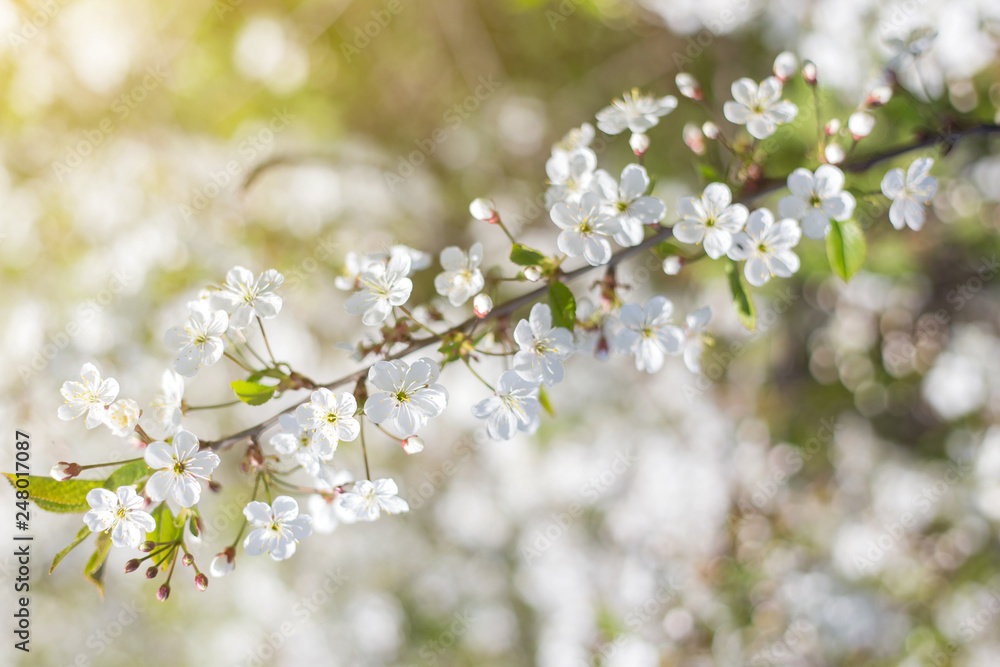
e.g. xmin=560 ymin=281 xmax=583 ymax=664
xmin=195 ymin=573 xmax=209 ymax=591
xmin=824 ymin=142 xmax=845 ymax=165
xmin=701 ymin=121 xmax=720 ymax=140
xmin=865 ymin=85 xmax=892 ymax=107
xmin=208 ymin=480 xmax=222 ymax=493
xmin=139 ymin=541 xmax=155 ymax=553
xmin=662 ymin=256 xmax=684 ymax=275
xmin=157 ymin=585 xmax=170 ymax=601
xmin=675 ymin=73 xmax=701 ymax=100
xmin=145 ymin=566 xmax=159 ymax=579
xmin=682 ymin=124 xmax=705 ymax=155
xmin=824 ymin=118 xmax=841 ymax=136
xmin=773 ymin=51 xmax=798 ymax=82
xmin=402 ymin=436 xmax=424 ymax=455
xmin=802 ymin=60 xmax=817 ymax=85
xmin=50 ymin=462 xmax=81 ymax=481
xmin=210 ymin=547 xmax=236 ymax=578
xmin=124 ymin=559 xmax=140 ymax=574
xmin=595 ymin=336 xmax=610 ymax=361
xmin=473 ymin=294 xmax=492 ymax=318
xmin=469 ymin=198 xmax=499 ymax=224
xmin=523 ymin=266 xmax=542 ymax=282
xmin=629 ymin=132 xmax=650 ymax=157
xmin=848 ymin=111 xmax=875 ymax=139
xmin=182 ymin=553 xmax=194 ymax=566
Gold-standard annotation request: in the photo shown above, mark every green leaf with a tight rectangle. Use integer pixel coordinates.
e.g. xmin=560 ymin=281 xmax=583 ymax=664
xmin=2 ymin=474 xmax=102 ymax=513
xmin=148 ymin=504 xmax=182 ymax=545
xmin=103 ymin=460 xmax=151 ymax=491
xmin=726 ymin=259 xmax=756 ymax=332
xmin=826 ymin=218 xmax=867 ymax=281
xmin=697 ymin=164 xmax=723 ymax=183
xmin=50 ymin=526 xmax=92 ymax=574
xmin=231 ymin=379 xmax=277 ymax=406
xmin=509 ymin=243 xmax=546 ymax=267
xmin=84 ymin=531 xmax=112 ymax=596
xmin=548 ymin=281 xmax=577 ymax=331
xmin=538 ymin=385 xmax=555 ymax=417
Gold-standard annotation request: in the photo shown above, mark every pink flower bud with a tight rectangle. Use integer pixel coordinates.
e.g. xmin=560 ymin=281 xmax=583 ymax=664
xmin=473 ymin=294 xmax=492 ymax=318
xmin=682 ymin=124 xmax=705 ymax=155
xmin=629 ymin=132 xmax=650 ymax=157
xmin=210 ymin=547 xmax=236 ymax=578
xmin=802 ymin=60 xmax=818 ymax=85
xmin=195 ymin=574 xmax=208 ymax=591
xmin=701 ymin=121 xmax=720 ymax=140
xmin=402 ymin=436 xmax=424 ymax=454
xmin=124 ymin=559 xmax=140 ymax=574
xmin=824 ymin=119 xmax=841 ymax=136
xmin=773 ymin=51 xmax=798 ymax=82
xmin=145 ymin=566 xmax=159 ymax=579
xmin=865 ymin=85 xmax=892 ymax=108
xmin=848 ymin=111 xmax=875 ymax=139
xmin=139 ymin=541 xmax=155 ymax=553
xmin=157 ymin=585 xmax=170 ymax=601
xmin=182 ymin=553 xmax=194 ymax=567
xmin=469 ymin=198 xmax=499 ymax=224
xmin=50 ymin=462 xmax=81 ymax=481
xmin=675 ymin=73 xmax=701 ymax=100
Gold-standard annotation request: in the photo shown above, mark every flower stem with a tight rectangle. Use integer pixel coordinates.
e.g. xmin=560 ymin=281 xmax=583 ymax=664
xmin=185 ymin=400 xmax=241 ymax=412
xmin=223 ymin=351 xmax=254 ymax=373
xmin=257 ymin=316 xmax=278 ymax=366
xmin=462 ymin=357 xmax=495 ymax=392
xmin=77 ymin=456 xmax=145 ymax=472
xmin=360 ymin=419 xmax=372 ymax=481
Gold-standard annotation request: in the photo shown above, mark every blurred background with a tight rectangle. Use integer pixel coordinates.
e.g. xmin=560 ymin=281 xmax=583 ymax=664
xmin=2 ymin=0 xmax=1000 ymax=665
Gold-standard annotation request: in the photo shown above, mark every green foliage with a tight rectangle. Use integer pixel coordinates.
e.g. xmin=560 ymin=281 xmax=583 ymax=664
xmin=84 ymin=531 xmax=112 ymax=596
xmin=2 ymin=474 xmax=102 ymax=513
xmin=50 ymin=526 xmax=93 ymax=574
xmin=103 ymin=460 xmax=152 ymax=491
xmin=509 ymin=243 xmax=547 ymax=267
xmin=231 ymin=379 xmax=277 ymax=406
xmin=726 ymin=259 xmax=757 ymax=332
xmin=826 ymin=218 xmax=867 ymax=281
xmin=548 ymin=280 xmax=577 ymax=330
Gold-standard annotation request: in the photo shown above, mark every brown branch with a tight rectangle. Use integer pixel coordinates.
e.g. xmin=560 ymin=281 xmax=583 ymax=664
xmin=203 ymin=122 xmax=1000 ymax=451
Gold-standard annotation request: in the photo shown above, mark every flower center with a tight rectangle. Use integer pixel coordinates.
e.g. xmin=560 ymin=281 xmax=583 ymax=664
xmin=395 ymin=390 xmax=410 ymax=403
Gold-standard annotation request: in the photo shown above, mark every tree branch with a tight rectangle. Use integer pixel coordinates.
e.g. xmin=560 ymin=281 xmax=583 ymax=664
xmin=203 ymin=122 xmax=1000 ymax=451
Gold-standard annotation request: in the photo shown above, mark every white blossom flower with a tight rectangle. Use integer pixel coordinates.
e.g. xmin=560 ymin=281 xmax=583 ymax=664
xmin=209 ymin=548 xmax=235 ymax=577
xmin=83 ymin=486 xmax=156 ymax=549
xmin=728 ymin=209 xmax=802 ymax=287
xmin=596 ymin=90 xmax=677 ymax=135
xmin=824 ymin=143 xmax=846 ymax=165
xmin=662 ymin=256 xmax=683 ymax=275
xmin=434 ymin=243 xmax=485 ymax=306
xmin=345 ymin=252 xmax=413 ymax=325
xmin=545 ymin=146 xmax=598 ymax=208
xmin=773 ymin=51 xmax=798 ymax=81
xmin=209 ymin=267 xmax=283 ymax=330
xmin=165 ymin=302 xmax=230 ymax=377
xmin=144 ymin=430 xmax=220 ymax=508
xmin=401 ymin=436 xmax=424 ymax=454
xmin=294 ymin=389 xmax=360 ymax=458
xmin=106 ymin=399 xmax=141 ymax=437
xmin=593 ymin=164 xmax=666 ymax=247
xmin=673 ymin=183 xmax=749 ymax=258
xmin=364 ymin=358 xmax=448 ymax=438
xmin=271 ymin=413 xmax=336 ymax=478
xmin=682 ymin=307 xmax=712 ymax=373
xmin=58 ymin=363 xmax=119 ymax=429
xmin=613 ymin=296 xmax=685 ymax=373
xmin=777 ymin=165 xmax=857 ymax=239
xmin=675 ymin=73 xmax=701 ymax=99
xmin=551 ymin=191 xmax=620 ymax=266
xmin=553 ymin=122 xmax=595 ymax=154
xmin=307 ymin=492 xmax=356 ymax=533
xmin=339 ymin=478 xmax=409 ymax=522
xmin=723 ymin=77 xmax=798 ymax=140
xmin=881 ymin=157 xmax=938 ymax=231
xmin=513 ymin=303 xmax=575 ymax=386
xmin=146 ymin=370 xmax=184 ymax=440
xmin=335 ymin=246 xmax=430 ymax=291
xmin=471 ymin=370 xmax=542 ymax=441
xmin=243 ymin=496 xmax=312 ymax=561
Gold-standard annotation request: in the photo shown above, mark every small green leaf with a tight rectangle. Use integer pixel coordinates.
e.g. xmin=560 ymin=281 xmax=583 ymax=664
xmin=826 ymin=218 xmax=867 ymax=281
xmin=231 ymin=380 xmax=277 ymax=406
xmin=726 ymin=259 xmax=756 ymax=332
xmin=50 ymin=526 xmax=92 ymax=574
xmin=538 ymin=386 xmax=555 ymax=417
xmin=548 ymin=281 xmax=577 ymax=331
xmin=2 ymin=474 xmax=103 ymax=513
xmin=84 ymin=531 xmax=112 ymax=596
xmin=103 ymin=460 xmax=151 ymax=491
xmin=148 ymin=504 xmax=182 ymax=545
xmin=509 ymin=243 xmax=547 ymax=267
